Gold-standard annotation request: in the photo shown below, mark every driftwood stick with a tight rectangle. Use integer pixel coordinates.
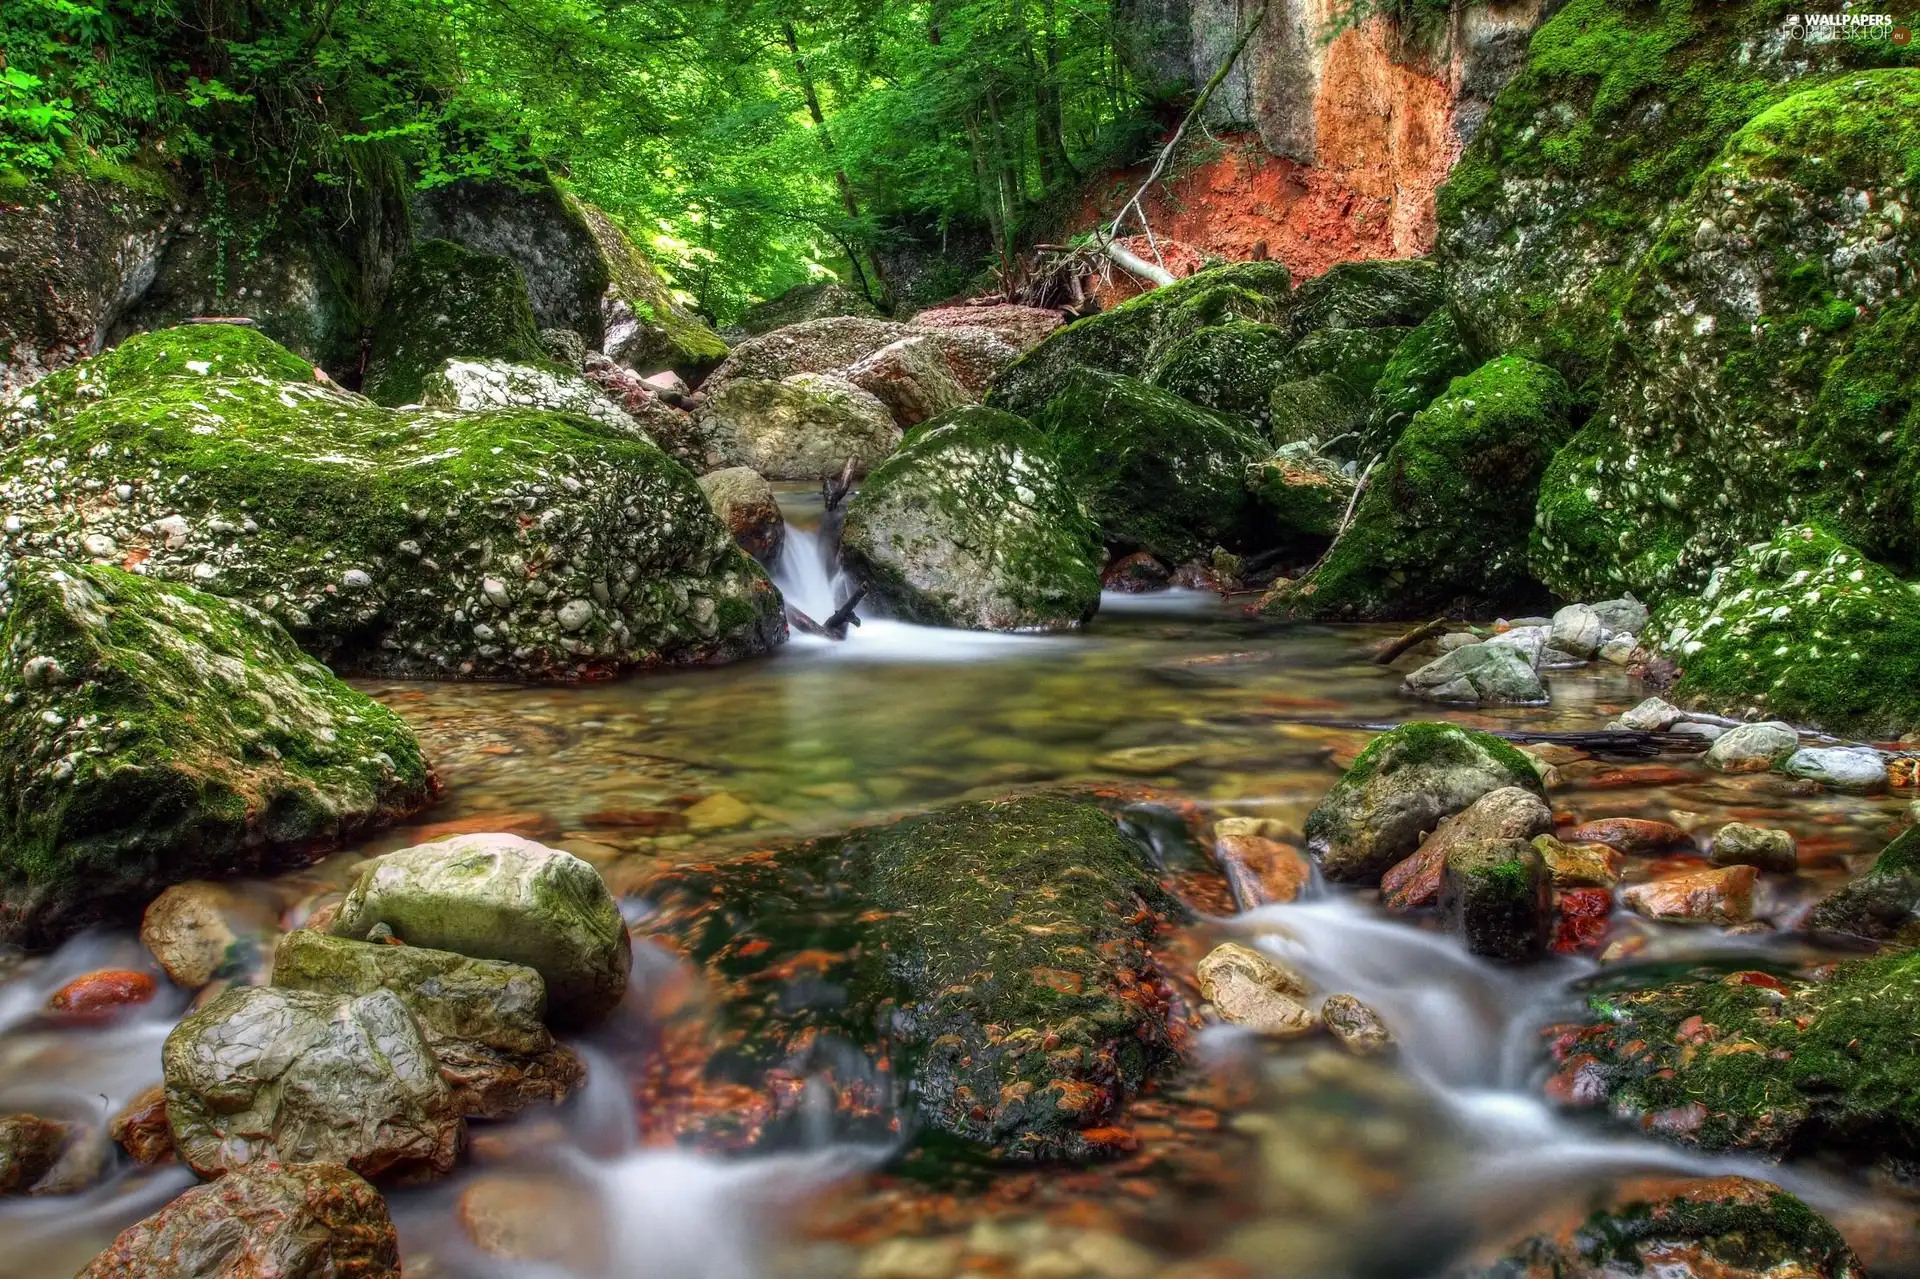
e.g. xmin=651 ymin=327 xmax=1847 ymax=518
xmin=1279 ymin=720 xmax=1711 ymax=757
xmin=1371 ymin=617 xmax=1449 ymax=666
xmin=823 ymin=585 xmax=867 ymax=639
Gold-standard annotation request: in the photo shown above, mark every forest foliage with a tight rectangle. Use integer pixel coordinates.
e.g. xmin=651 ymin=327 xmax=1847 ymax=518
xmin=0 ymin=0 xmax=1207 ymax=320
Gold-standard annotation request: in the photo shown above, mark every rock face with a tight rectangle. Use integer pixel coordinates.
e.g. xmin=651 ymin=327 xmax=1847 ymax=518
xmin=840 ymin=408 xmax=1104 ymax=632
xmin=1305 ymin=722 xmax=1545 ymax=886
xmin=1530 ymin=69 xmax=1920 ymax=603
xmin=700 ymin=374 xmax=901 ymax=480
xmin=986 ymin=262 xmax=1293 ymax=419
xmin=912 ymin=303 xmax=1063 ymax=352
xmin=569 ymin=200 xmax=729 ymax=372
xmin=163 ymin=985 xmax=463 ymax=1179
xmin=639 ymin=795 xmax=1189 ymax=1162
xmin=1468 ymin=1177 xmax=1865 ymax=1279
xmin=330 ymin=833 xmax=631 ymax=1026
xmin=1031 ymin=368 xmax=1271 ymax=564
xmin=418 ymin=357 xmax=640 ymax=434
xmin=705 ymin=316 xmax=1017 ymax=401
xmin=0 ymin=558 xmax=433 ymax=948
xmin=734 ymin=282 xmax=880 ymax=337
xmin=1265 ymin=355 xmax=1572 ymax=620
xmin=1653 ymin=528 xmax=1920 ymax=738
xmin=77 ymin=1161 xmax=402 ymax=1279
xmin=362 ymin=239 xmax=548 ymax=406
xmin=273 ymin=930 xmax=583 ymax=1119
xmin=1550 ymin=949 xmax=1920 ymax=1166
xmin=1149 ymin=320 xmax=1293 ymax=425
xmin=843 ymin=336 xmax=974 ymax=428
xmin=1402 ymin=642 xmax=1547 ymax=706
xmin=0 ymin=324 xmax=784 ymax=682
xmin=697 ymin=467 xmax=785 ymax=566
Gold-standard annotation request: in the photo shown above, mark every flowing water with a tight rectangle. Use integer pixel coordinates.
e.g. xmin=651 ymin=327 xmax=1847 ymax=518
xmin=0 ymin=490 xmax=1914 ymax=1277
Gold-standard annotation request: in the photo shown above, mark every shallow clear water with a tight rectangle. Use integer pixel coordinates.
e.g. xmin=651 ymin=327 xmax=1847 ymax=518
xmin=0 ymin=493 xmax=1914 ymax=1278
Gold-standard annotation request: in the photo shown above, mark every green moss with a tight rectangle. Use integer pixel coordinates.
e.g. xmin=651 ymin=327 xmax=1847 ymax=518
xmin=985 ymin=262 xmax=1293 ymax=419
xmin=1336 ymin=721 xmax=1540 ymax=797
xmin=1441 ymin=837 xmax=1549 ymax=961
xmin=1571 ymin=949 xmax=1920 ymax=1163
xmin=570 ymin=198 xmax=728 ymax=367
xmin=841 ymin=406 xmax=1103 ymax=631
xmin=1147 ymin=321 xmax=1292 ymax=425
xmin=1248 ymin=450 xmax=1353 ymax=537
xmin=0 ymin=557 xmax=433 ymax=947
xmin=639 ymin=794 xmax=1187 ymax=1163
xmin=1650 ymin=525 xmax=1920 ymax=736
xmin=0 ymin=325 xmax=783 ymax=680
xmin=1280 ymin=259 xmax=1441 ymax=339
xmin=1266 ymin=355 xmax=1572 ymax=621
xmin=1364 ymin=308 xmax=1479 ymax=456
xmin=1268 ymin=376 xmax=1363 ymax=448
xmin=1275 ymin=327 xmax=1408 ymax=402
xmin=1032 ymin=368 xmax=1271 ymax=563
xmin=363 ymin=239 xmax=547 ymax=406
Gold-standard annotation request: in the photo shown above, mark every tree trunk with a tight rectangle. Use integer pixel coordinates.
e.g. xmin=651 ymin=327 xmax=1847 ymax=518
xmin=783 ymin=20 xmax=892 ymax=305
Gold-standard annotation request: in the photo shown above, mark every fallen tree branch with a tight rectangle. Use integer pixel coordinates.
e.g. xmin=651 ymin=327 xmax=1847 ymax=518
xmin=1371 ymin=617 xmax=1449 ymax=666
xmin=1278 ymin=721 xmax=1713 ymax=758
xmin=1100 ymin=238 xmax=1178 ymax=287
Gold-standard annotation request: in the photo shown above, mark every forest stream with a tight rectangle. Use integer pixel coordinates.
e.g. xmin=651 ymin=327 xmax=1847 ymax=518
xmin=0 ymin=490 xmax=1912 ymax=1279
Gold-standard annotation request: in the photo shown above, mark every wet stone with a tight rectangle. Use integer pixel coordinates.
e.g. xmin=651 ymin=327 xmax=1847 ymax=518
xmin=1783 ymin=747 xmax=1889 ymax=794
xmin=1708 ymin=823 xmax=1797 ymax=874
xmin=0 ymin=1114 xmax=72 ymax=1194
xmin=108 ymin=1085 xmax=173 ymax=1166
xmin=1705 ymin=722 xmax=1800 ymax=774
xmin=1319 ymin=994 xmax=1394 ymax=1057
xmin=1535 ymin=836 xmax=1623 ymax=889
xmin=1614 ymin=697 xmax=1684 ymax=733
xmin=1563 ymin=818 xmax=1689 ymax=855
xmin=1197 ymin=942 xmax=1316 ymax=1037
xmin=1622 ymin=866 xmax=1756 ymax=925
xmin=1382 ymin=786 xmax=1553 ymax=913
xmin=1439 ymin=838 xmax=1551 ymax=961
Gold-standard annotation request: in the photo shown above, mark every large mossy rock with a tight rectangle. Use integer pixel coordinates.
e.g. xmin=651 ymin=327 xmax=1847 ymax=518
xmin=78 ymin=1162 xmax=402 ymax=1279
xmin=639 ymin=795 xmax=1189 ymax=1163
xmin=1435 ymin=0 xmax=1907 ymax=395
xmin=1804 ymin=826 xmax=1920 ymax=944
xmin=1265 ymin=356 xmax=1572 ymax=621
xmin=1531 ymin=70 xmax=1920 ymax=602
xmin=1032 ymin=368 xmax=1271 ymax=563
xmin=1147 ymin=320 xmax=1293 ymax=426
xmin=363 ymin=239 xmax=547 ymax=406
xmin=331 ymin=833 xmax=631 ymax=1026
xmin=1304 ymin=722 xmax=1545 ymax=886
xmin=0 ymin=558 xmax=433 ymax=948
xmin=1278 ymin=259 xmax=1441 ymax=340
xmin=273 ymin=929 xmax=583 ymax=1118
xmin=986 ymin=262 xmax=1293 ymax=419
xmin=1552 ymin=948 xmax=1920 ymax=1167
xmin=1649 ymin=526 xmax=1920 ymax=738
xmin=1363 ymin=308 xmax=1478 ymax=455
xmin=700 ymin=374 xmax=900 ymax=480
xmin=1464 ymin=1177 xmax=1864 ymax=1279
xmin=840 ymin=407 xmax=1103 ymax=631
xmin=0 ymin=324 xmax=782 ymax=680
xmin=163 ymin=985 xmax=463 ymax=1179
xmin=571 ymin=200 xmax=729 ymax=372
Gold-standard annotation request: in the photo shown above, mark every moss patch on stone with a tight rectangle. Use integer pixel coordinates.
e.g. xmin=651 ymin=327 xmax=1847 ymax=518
xmin=1279 ymin=259 xmax=1442 ymax=340
xmin=1147 ymin=321 xmax=1293 ymax=427
xmin=1031 ymin=368 xmax=1272 ymax=563
xmin=1266 ymin=355 xmax=1572 ymax=621
xmin=363 ymin=239 xmax=547 ymax=406
xmin=0 ymin=325 xmax=783 ymax=680
xmin=841 ymin=406 xmax=1103 ymax=631
xmin=1364 ymin=308 xmax=1479 ymax=456
xmin=1650 ymin=525 xmax=1920 ymax=737
xmin=0 ymin=557 xmax=434 ymax=947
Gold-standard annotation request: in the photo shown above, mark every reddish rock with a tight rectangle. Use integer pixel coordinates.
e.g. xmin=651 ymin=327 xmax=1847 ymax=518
xmin=1564 ymin=818 xmax=1691 ymax=854
xmin=1552 ymin=888 xmax=1614 ymax=954
xmin=1622 ymin=866 xmax=1757 ymax=925
xmin=1213 ymin=834 xmax=1310 ymax=907
xmin=47 ymin=969 xmax=157 ymax=1020
xmin=1536 ymin=836 xmax=1623 ymax=889
xmin=109 ymin=1086 xmax=174 ymax=1166
xmin=1103 ymin=551 xmax=1170 ymax=593
xmin=0 ymin=1114 xmax=72 ymax=1194
xmin=456 ymin=1173 xmax=609 ymax=1270
xmin=912 ymin=304 xmax=1064 ymax=351
xmin=77 ymin=1162 xmax=401 ymax=1277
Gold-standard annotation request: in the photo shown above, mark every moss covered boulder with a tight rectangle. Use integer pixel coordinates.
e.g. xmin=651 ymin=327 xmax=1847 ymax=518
xmin=1032 ymin=369 xmax=1271 ymax=563
xmin=572 ymin=200 xmax=729 ymax=372
xmin=1467 ymin=1177 xmax=1865 ymax=1279
xmin=1551 ymin=949 xmax=1920 ymax=1166
xmin=0 ymin=324 xmax=783 ymax=681
xmin=986 ymin=262 xmax=1293 ymax=419
xmin=1439 ymin=837 xmax=1551 ymax=961
xmin=700 ymin=373 xmax=901 ymax=480
xmin=1305 ymin=722 xmax=1545 ymax=886
xmin=363 ymin=240 xmax=547 ymax=406
xmin=273 ymin=929 xmax=584 ymax=1118
xmin=1804 ymin=826 xmax=1920 ymax=944
xmin=163 ymin=985 xmax=463 ymax=1179
xmin=1273 ymin=326 xmax=1408 ymax=403
xmin=1147 ymin=320 xmax=1293 ymax=426
xmin=0 ymin=558 xmax=433 ymax=948
xmin=1248 ymin=448 xmax=1353 ymax=537
xmin=1532 ymin=70 xmax=1920 ymax=601
xmin=1435 ymin=0 xmax=1907 ymax=394
xmin=331 ymin=833 xmax=631 ymax=1027
xmin=1650 ymin=526 xmax=1920 ymax=737
xmin=638 ymin=794 xmax=1189 ymax=1163
xmin=1265 ymin=356 xmax=1573 ymax=621
xmin=1280 ymin=259 xmax=1442 ymax=340
xmin=840 ymin=407 xmax=1103 ymax=631
xmin=1363 ymin=308 xmax=1478 ymax=456
xmin=1268 ymin=376 xmax=1364 ymax=449
xmin=418 ymin=357 xmax=640 ymax=434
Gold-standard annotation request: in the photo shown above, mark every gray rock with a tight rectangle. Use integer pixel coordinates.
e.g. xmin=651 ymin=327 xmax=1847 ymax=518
xmin=1706 ymin=721 xmax=1801 ymax=773
xmin=1783 ymin=747 xmax=1889 ymax=794
xmin=1670 ymin=720 xmax=1728 ymax=742
xmin=1616 ymin=697 xmax=1684 ymax=732
xmin=1440 ymin=837 xmax=1551 ymax=961
xmin=419 ymin=357 xmax=641 ymax=434
xmin=1549 ymin=603 xmax=1603 ymax=659
xmin=1709 ymin=823 xmax=1797 ymax=874
xmin=1404 ymin=642 xmax=1548 ymax=705
xmin=843 ymin=335 xmax=973 ymax=428
xmin=698 ymin=467 xmax=784 ymax=567
xmin=1591 ymin=597 xmax=1649 ymax=636
xmin=1319 ymin=993 xmax=1394 ymax=1057
xmin=538 ymin=328 xmax=587 ymax=369
xmin=1435 ymin=632 xmax=1482 ymax=653
xmin=1485 ymin=625 xmax=1547 ymax=665
xmin=1304 ymin=722 xmax=1546 ymax=885
xmin=331 ymin=833 xmax=632 ymax=1026
xmin=163 ymin=986 xmax=462 ymax=1180
xmin=272 ymin=930 xmax=584 ymax=1119
xmin=1598 ymin=634 xmax=1638 ymax=665
xmin=699 ymin=373 xmax=900 ymax=480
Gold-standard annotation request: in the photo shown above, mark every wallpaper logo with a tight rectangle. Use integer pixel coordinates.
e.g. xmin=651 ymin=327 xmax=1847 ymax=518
xmin=1782 ymin=12 xmax=1911 ymax=44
